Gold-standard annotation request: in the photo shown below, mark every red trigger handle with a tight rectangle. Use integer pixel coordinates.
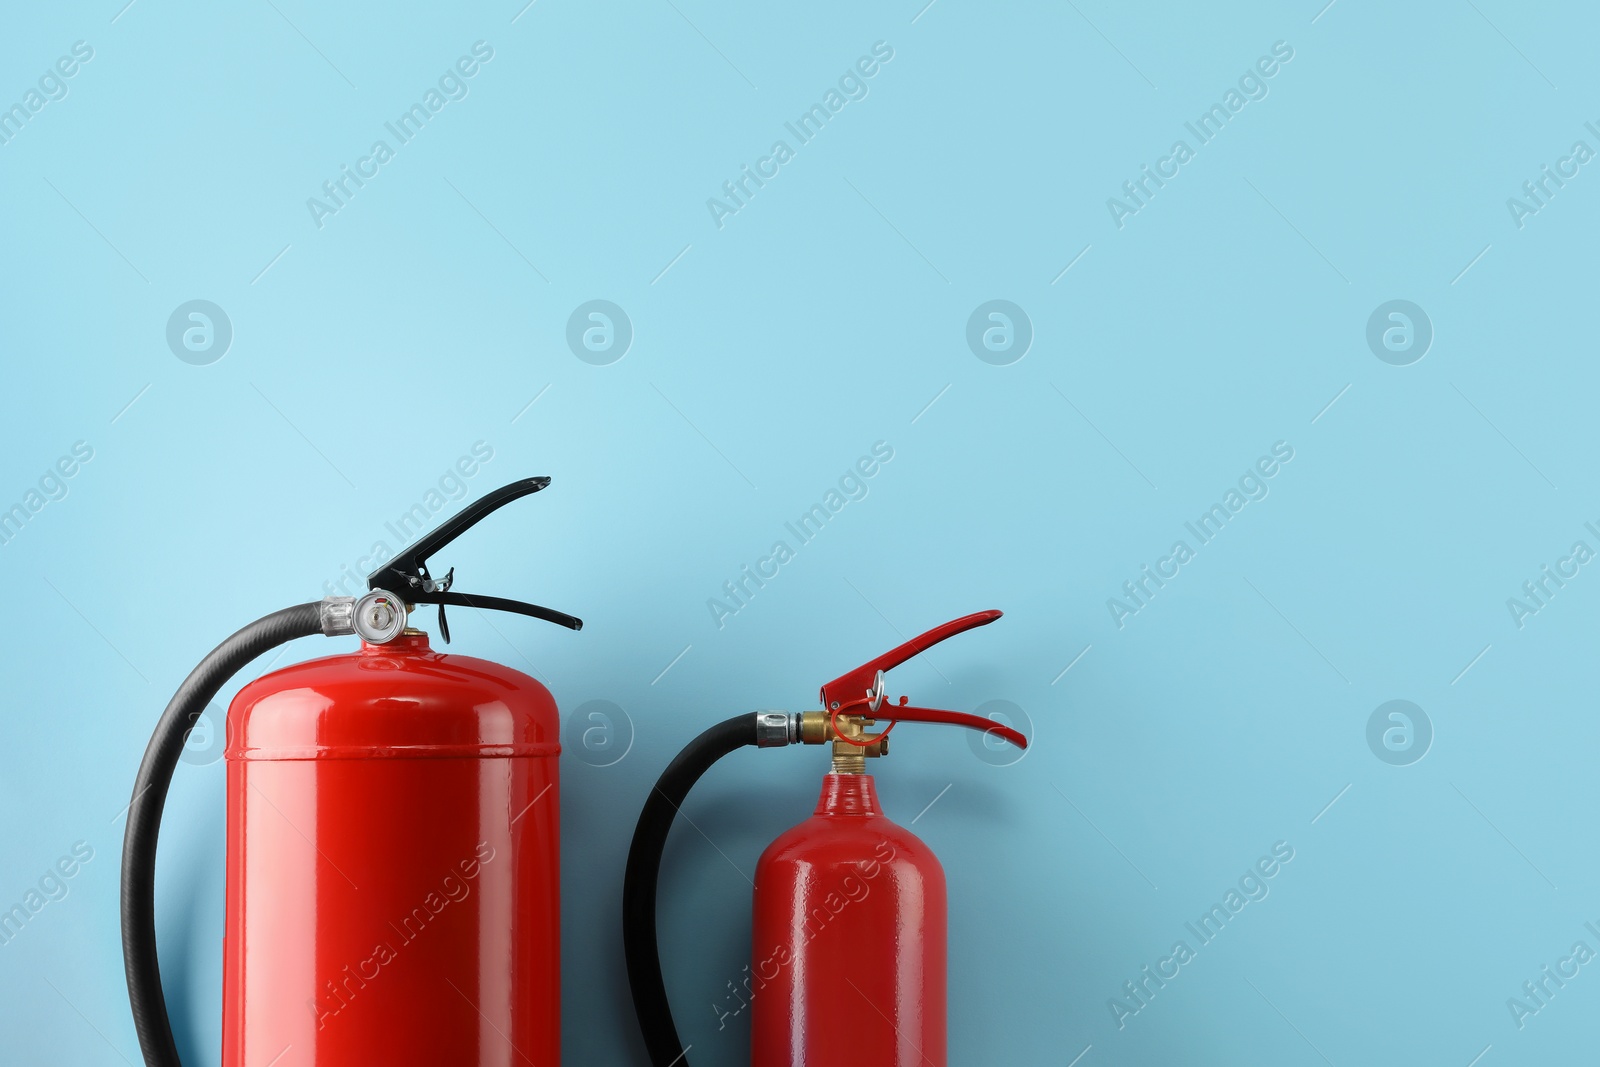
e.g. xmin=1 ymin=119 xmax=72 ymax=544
xmin=877 ymin=702 xmax=1028 ymax=750
xmin=820 ymin=610 xmax=1002 ymax=709
xmin=818 ymin=610 xmax=1025 ymax=750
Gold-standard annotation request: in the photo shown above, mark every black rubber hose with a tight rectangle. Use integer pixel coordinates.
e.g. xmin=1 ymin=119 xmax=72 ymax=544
xmin=121 ymin=603 xmax=324 ymax=1067
xmin=623 ymin=714 xmax=760 ymax=1067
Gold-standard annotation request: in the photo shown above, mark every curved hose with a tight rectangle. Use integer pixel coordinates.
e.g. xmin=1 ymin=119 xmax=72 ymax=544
xmin=623 ymin=715 xmax=759 ymax=1067
xmin=121 ymin=603 xmax=324 ymax=1067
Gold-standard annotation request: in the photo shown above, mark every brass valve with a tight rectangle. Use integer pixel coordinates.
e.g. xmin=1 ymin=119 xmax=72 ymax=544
xmin=798 ymin=710 xmax=889 ymax=775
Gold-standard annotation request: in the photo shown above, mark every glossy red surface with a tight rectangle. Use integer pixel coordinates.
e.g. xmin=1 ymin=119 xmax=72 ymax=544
xmin=221 ymin=634 xmax=560 ymax=1066
xmin=751 ymin=774 xmax=947 ymax=1067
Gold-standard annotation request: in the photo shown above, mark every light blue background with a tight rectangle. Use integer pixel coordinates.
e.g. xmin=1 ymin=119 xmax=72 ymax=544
xmin=2 ymin=1 xmax=1595 ymax=1064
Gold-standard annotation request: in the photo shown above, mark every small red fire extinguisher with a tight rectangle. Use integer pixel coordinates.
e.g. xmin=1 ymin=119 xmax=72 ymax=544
xmin=120 ymin=477 xmax=581 ymax=1066
xmin=623 ymin=610 xmax=1027 ymax=1067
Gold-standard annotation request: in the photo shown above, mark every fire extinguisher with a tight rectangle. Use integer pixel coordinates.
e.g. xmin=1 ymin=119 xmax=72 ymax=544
xmin=623 ymin=610 xmax=1028 ymax=1067
xmin=120 ymin=477 xmax=581 ymax=1066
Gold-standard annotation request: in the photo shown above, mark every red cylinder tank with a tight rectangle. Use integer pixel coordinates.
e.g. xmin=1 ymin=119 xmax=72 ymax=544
xmin=750 ymin=773 xmax=947 ymax=1067
xmin=221 ymin=632 xmax=560 ymax=1066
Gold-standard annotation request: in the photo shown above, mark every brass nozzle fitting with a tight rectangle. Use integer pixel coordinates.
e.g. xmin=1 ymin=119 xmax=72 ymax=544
xmin=798 ymin=710 xmax=888 ymax=774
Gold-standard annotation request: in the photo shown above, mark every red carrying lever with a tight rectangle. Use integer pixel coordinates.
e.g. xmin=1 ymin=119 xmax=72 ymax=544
xmin=820 ymin=610 xmax=1027 ymax=750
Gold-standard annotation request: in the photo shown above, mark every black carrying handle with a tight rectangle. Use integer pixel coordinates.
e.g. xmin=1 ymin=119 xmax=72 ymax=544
xmin=423 ymin=591 xmax=581 ymax=631
xmin=366 ymin=476 xmax=581 ymax=638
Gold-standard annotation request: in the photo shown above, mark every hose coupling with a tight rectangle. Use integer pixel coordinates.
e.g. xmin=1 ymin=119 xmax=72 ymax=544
xmin=319 ymin=596 xmax=355 ymax=636
xmin=755 ymin=712 xmax=799 ymax=747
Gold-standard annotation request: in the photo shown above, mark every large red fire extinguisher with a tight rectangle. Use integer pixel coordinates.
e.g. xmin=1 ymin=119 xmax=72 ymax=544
xmin=120 ymin=477 xmax=581 ymax=1066
xmin=623 ymin=610 xmax=1027 ymax=1066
